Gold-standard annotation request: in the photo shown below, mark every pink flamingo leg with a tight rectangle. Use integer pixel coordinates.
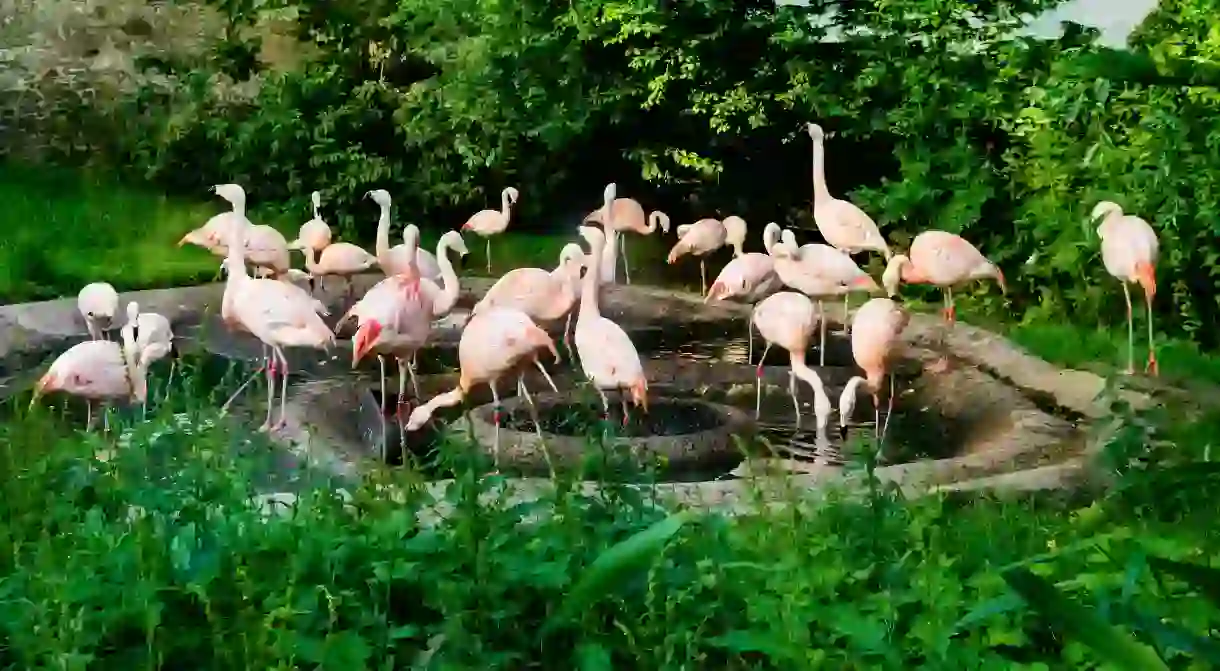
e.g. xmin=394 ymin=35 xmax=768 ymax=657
xmin=754 ymin=342 xmax=772 ymax=419
xmin=275 ymin=347 xmax=289 ymax=430
xmin=259 ymin=354 xmax=276 ymax=431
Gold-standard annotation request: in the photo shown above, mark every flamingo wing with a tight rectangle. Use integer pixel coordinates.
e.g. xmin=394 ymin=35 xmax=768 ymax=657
xmin=576 ymin=317 xmax=644 ymax=388
xmin=912 ymin=231 xmax=989 ymax=285
xmin=477 ymin=268 xmax=553 ymax=316
xmin=816 ymin=199 xmax=884 ymax=250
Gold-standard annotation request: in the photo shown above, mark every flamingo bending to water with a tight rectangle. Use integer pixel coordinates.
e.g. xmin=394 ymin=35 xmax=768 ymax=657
xmin=705 ymin=222 xmax=784 ymax=362
xmin=1094 ymin=201 xmax=1159 ymax=375
xmin=751 ymin=291 xmax=833 ymax=434
xmin=807 ymin=123 xmax=891 ymax=261
xmin=839 ymin=297 xmax=909 ymax=445
xmin=881 ymin=230 xmax=1005 ymax=325
xmin=462 ymin=187 xmax=520 ymax=273
xmin=405 ymin=307 xmax=560 ymax=468
xmin=584 ymin=182 xmax=670 ymax=284
xmin=78 ymin=281 xmax=119 ymax=341
xmin=31 ymin=302 xmax=147 ymax=431
xmin=473 ymin=243 xmax=585 ymax=358
xmin=575 ymin=225 xmax=648 ymax=421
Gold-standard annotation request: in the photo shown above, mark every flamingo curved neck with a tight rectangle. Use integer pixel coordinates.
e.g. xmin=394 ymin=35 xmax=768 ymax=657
xmin=811 ymin=138 xmax=831 ymax=205
xmin=374 ymin=204 xmax=392 ymax=265
xmin=433 ymin=239 xmax=461 ymax=314
xmin=600 ymin=230 xmax=618 ymax=284
xmin=419 ymin=387 xmax=465 ymax=420
xmin=500 ymin=190 xmax=513 ymax=219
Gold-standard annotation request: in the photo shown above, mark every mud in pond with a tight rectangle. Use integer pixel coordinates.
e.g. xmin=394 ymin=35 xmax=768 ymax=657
xmin=500 ymin=397 xmax=725 ymax=437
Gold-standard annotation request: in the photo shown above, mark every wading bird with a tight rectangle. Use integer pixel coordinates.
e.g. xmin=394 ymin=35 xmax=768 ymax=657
xmin=771 ymin=238 xmax=873 ymax=366
xmin=462 ymin=186 xmax=520 ymax=274
xmin=288 ymin=190 xmax=332 ymax=251
xmin=583 ymin=182 xmax=671 ymax=284
xmin=807 ymin=123 xmax=891 ymax=261
xmin=839 ymin=297 xmax=909 ymax=445
xmin=126 ymin=302 xmax=177 ymax=413
xmin=781 ymin=228 xmax=879 ymax=333
xmin=1094 ymin=200 xmax=1159 ymax=375
xmin=881 ymin=230 xmax=1005 ymax=325
xmin=667 ymin=215 xmax=748 ymax=295
xmin=705 ymin=222 xmax=784 ymax=362
xmin=751 ymin=291 xmax=832 ymax=431
xmin=473 ymin=243 xmax=586 ymax=358
xmin=78 ymin=281 xmax=118 ymax=341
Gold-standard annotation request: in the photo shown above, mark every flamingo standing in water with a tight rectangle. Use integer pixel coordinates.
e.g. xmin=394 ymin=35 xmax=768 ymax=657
xmin=881 ymin=230 xmax=1005 ymax=325
xmin=78 ymin=282 xmax=119 ymax=341
xmin=473 ymin=243 xmax=586 ymax=358
xmin=219 ymin=206 xmax=337 ymax=432
xmin=348 ymin=226 xmax=434 ymax=429
xmin=575 ymin=225 xmax=648 ymax=422
xmin=839 ymin=297 xmax=909 ymax=445
xmin=750 ymin=291 xmax=833 ymax=433
xmin=462 ymin=186 xmax=520 ymax=274
xmin=806 ymin=123 xmax=891 ymax=262
xmin=406 ymin=307 xmax=560 ymax=468
xmin=31 ymin=302 xmax=147 ymax=431
xmin=584 ymin=182 xmax=671 ymax=284
xmin=1094 ymin=201 xmax=1159 ymax=376
xmin=772 ymin=238 xmax=875 ymax=366
xmin=126 ymin=302 xmax=177 ymax=413
xmin=781 ymin=228 xmax=879 ymax=334
xmin=705 ymin=222 xmax=784 ymax=362
xmin=667 ymin=216 xmax=748 ymax=294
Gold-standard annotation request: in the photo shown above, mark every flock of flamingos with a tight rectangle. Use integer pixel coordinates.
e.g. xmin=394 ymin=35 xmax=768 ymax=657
xmin=29 ymin=123 xmax=1162 ymax=464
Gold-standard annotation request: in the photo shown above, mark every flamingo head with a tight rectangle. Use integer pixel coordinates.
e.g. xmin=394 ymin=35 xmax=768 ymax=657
xmin=651 ymin=211 xmax=671 ymax=234
xmin=722 ymin=215 xmax=748 ymax=251
xmin=602 ymin=183 xmax=617 ymax=208
xmin=29 ymin=372 xmax=58 ymax=407
xmin=838 ymin=377 xmax=866 ymax=440
xmin=630 ymin=379 xmax=648 ymax=413
xmin=763 ymin=222 xmax=782 ymax=253
xmin=178 ymin=228 xmax=208 ymax=248
xmin=366 ymin=189 xmax=391 ymax=208
xmin=780 ymin=228 xmax=798 ymax=250
xmin=310 ymin=190 xmax=321 ymax=209
xmin=881 ymin=254 xmax=911 ymax=298
xmin=578 ymin=225 xmax=606 ymax=253
xmin=504 ymin=186 xmax=520 ymax=206
xmin=705 ymin=279 xmax=738 ymax=303
xmin=211 ymin=183 xmax=245 ymax=206
xmin=405 ymin=403 xmax=434 ymax=432
xmin=1091 ymin=200 xmax=1122 ymax=224
xmin=440 ymin=230 xmax=470 ymax=257
xmin=351 ymin=320 xmax=383 ymax=367
xmin=807 ymin=123 xmax=824 ymax=141
xmin=558 ymin=243 xmax=585 ymax=270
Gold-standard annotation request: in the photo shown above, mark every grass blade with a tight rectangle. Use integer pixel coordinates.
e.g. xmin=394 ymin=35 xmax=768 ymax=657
xmin=546 ymin=510 xmax=696 ymax=633
xmin=1002 ymin=567 xmax=1168 ymax=671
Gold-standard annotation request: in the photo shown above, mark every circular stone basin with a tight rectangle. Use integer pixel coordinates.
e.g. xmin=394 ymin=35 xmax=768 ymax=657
xmin=467 ymin=393 xmax=752 ymax=477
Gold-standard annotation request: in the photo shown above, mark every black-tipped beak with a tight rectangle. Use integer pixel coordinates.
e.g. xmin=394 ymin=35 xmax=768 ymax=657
xmin=170 ymin=341 xmax=181 ymax=360
xmin=209 ymin=185 xmax=217 ymax=193
xmin=363 ymin=191 xmax=372 ymax=199
xmin=838 ymin=425 xmax=849 ymax=441
xmin=309 ymin=277 xmax=318 ymax=294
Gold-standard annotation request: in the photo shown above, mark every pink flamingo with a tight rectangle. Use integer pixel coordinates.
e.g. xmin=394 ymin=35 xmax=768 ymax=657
xmin=126 ymin=302 xmax=177 ymax=416
xmin=419 ymin=230 xmax=470 ymax=319
xmin=781 ymin=228 xmax=879 ymax=333
xmin=348 ymin=226 xmax=434 ymax=427
xmin=667 ymin=215 xmax=748 ymax=294
xmin=772 ymin=237 xmax=877 ymax=366
xmin=1094 ymin=201 xmax=1159 ymax=375
xmin=705 ymin=222 xmax=784 ymax=362
xmin=575 ymin=225 xmax=648 ymax=422
xmin=220 ymin=213 xmax=338 ymax=432
xmin=77 ymin=281 xmax=119 ymax=341
xmin=881 ymin=230 xmax=1005 ymax=325
xmin=292 ymin=234 xmax=378 ymax=301
xmin=461 ymin=186 xmax=520 ymax=274
xmin=205 ymin=184 xmax=291 ymax=278
xmin=583 ymin=182 xmax=671 ymax=284
xmin=751 ymin=291 xmax=833 ymax=434
xmin=288 ymin=190 xmax=332 ymax=251
xmin=365 ymin=190 xmax=444 ymax=282
xmin=31 ymin=301 xmax=147 ymax=431
xmin=405 ymin=306 xmax=560 ymax=468
xmin=807 ymin=123 xmax=891 ymax=261
xmin=839 ymin=297 xmax=909 ymax=444
xmin=473 ymin=243 xmax=586 ymax=357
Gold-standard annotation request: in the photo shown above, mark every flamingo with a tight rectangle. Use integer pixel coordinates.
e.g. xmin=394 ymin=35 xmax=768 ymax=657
xmin=667 ymin=216 xmax=748 ymax=294
xmin=772 ymin=238 xmax=876 ymax=366
xmin=599 ymin=224 xmax=621 ymax=286
xmin=364 ymin=190 xmax=443 ymax=282
xmin=781 ymin=228 xmax=879 ymax=333
xmin=78 ymin=282 xmax=118 ymax=341
xmin=219 ymin=206 xmax=338 ymax=432
xmin=473 ymin=243 xmax=585 ymax=358
xmin=881 ymin=230 xmax=1005 ymax=325
xmin=461 ymin=186 xmax=520 ymax=274
xmin=31 ymin=302 xmax=146 ymax=431
xmin=705 ymin=222 xmax=784 ymax=362
xmin=126 ymin=302 xmax=177 ymax=414
xmin=807 ymin=123 xmax=891 ymax=261
xmin=839 ymin=297 xmax=910 ymax=446
xmin=750 ymin=292 xmax=833 ymax=433
xmin=583 ymin=182 xmax=671 ymax=284
xmin=350 ymin=226 xmax=434 ymax=428
xmin=405 ymin=225 xmax=444 ymax=281
xmin=293 ymin=237 xmax=379 ymax=301
xmin=199 ymin=183 xmax=291 ymax=278
xmin=1094 ymin=201 xmax=1159 ymax=375
xmin=287 ymin=190 xmax=332 ymax=251
xmin=405 ymin=306 xmax=560 ymax=469
xmin=575 ymin=225 xmax=648 ymax=422
xmin=419 ymin=230 xmax=470 ymax=319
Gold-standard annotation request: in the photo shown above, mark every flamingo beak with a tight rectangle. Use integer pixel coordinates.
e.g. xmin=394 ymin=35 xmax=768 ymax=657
xmin=838 ymin=425 xmax=848 ymax=441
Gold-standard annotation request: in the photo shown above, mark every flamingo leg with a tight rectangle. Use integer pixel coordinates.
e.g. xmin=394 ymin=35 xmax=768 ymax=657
xmin=620 ymin=236 xmax=631 ymax=285
xmin=518 ymin=375 xmax=555 ymax=475
xmin=699 ymin=260 xmax=707 ymax=296
xmin=259 ymin=348 xmax=276 ymax=431
xmin=595 ymin=387 xmax=610 ymax=419
xmin=872 ymin=393 xmax=881 ymax=446
xmin=485 ymin=238 xmax=492 ymax=274
xmin=378 ymin=355 xmax=388 ymax=416
xmin=102 ymin=405 xmax=110 ymax=433
xmin=1121 ymin=282 xmax=1134 ymax=375
xmin=276 ymin=347 xmax=290 ymax=430
xmin=396 ymin=357 xmax=410 ymax=457
xmin=788 ymin=369 xmax=801 ymax=427
xmin=881 ymin=372 xmax=895 ymax=442
xmin=533 ymin=359 xmax=559 ymax=393
xmin=755 ymin=342 xmax=772 ymax=419
xmin=836 ymin=295 xmax=851 ymax=335
xmin=819 ymin=300 xmax=827 ymax=367
xmin=1145 ymin=287 xmax=1158 ymax=376
xmin=86 ymin=401 xmax=94 ymax=431
xmin=620 ymin=394 xmax=630 ymax=427
xmin=747 ymin=312 xmax=753 ymax=365
xmin=219 ymin=359 xmax=266 ymax=415
xmin=562 ymin=312 xmax=574 ymax=362
xmin=406 ymin=356 xmax=421 ymax=398
xmin=490 ymin=380 xmax=501 ymax=470
xmin=165 ymin=360 xmax=176 ymax=404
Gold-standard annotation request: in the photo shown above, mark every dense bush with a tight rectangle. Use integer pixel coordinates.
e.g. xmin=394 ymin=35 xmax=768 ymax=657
xmin=8 ymin=0 xmax=1220 ymax=340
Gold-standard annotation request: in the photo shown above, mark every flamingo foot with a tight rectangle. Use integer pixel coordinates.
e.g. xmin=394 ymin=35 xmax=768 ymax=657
xmin=1146 ymin=354 xmax=1159 ymax=377
xmin=1123 ymin=366 xmax=1135 ymax=376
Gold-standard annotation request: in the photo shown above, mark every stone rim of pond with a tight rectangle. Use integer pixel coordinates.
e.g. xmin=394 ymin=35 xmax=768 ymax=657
xmin=466 ymin=393 xmax=753 ymax=475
